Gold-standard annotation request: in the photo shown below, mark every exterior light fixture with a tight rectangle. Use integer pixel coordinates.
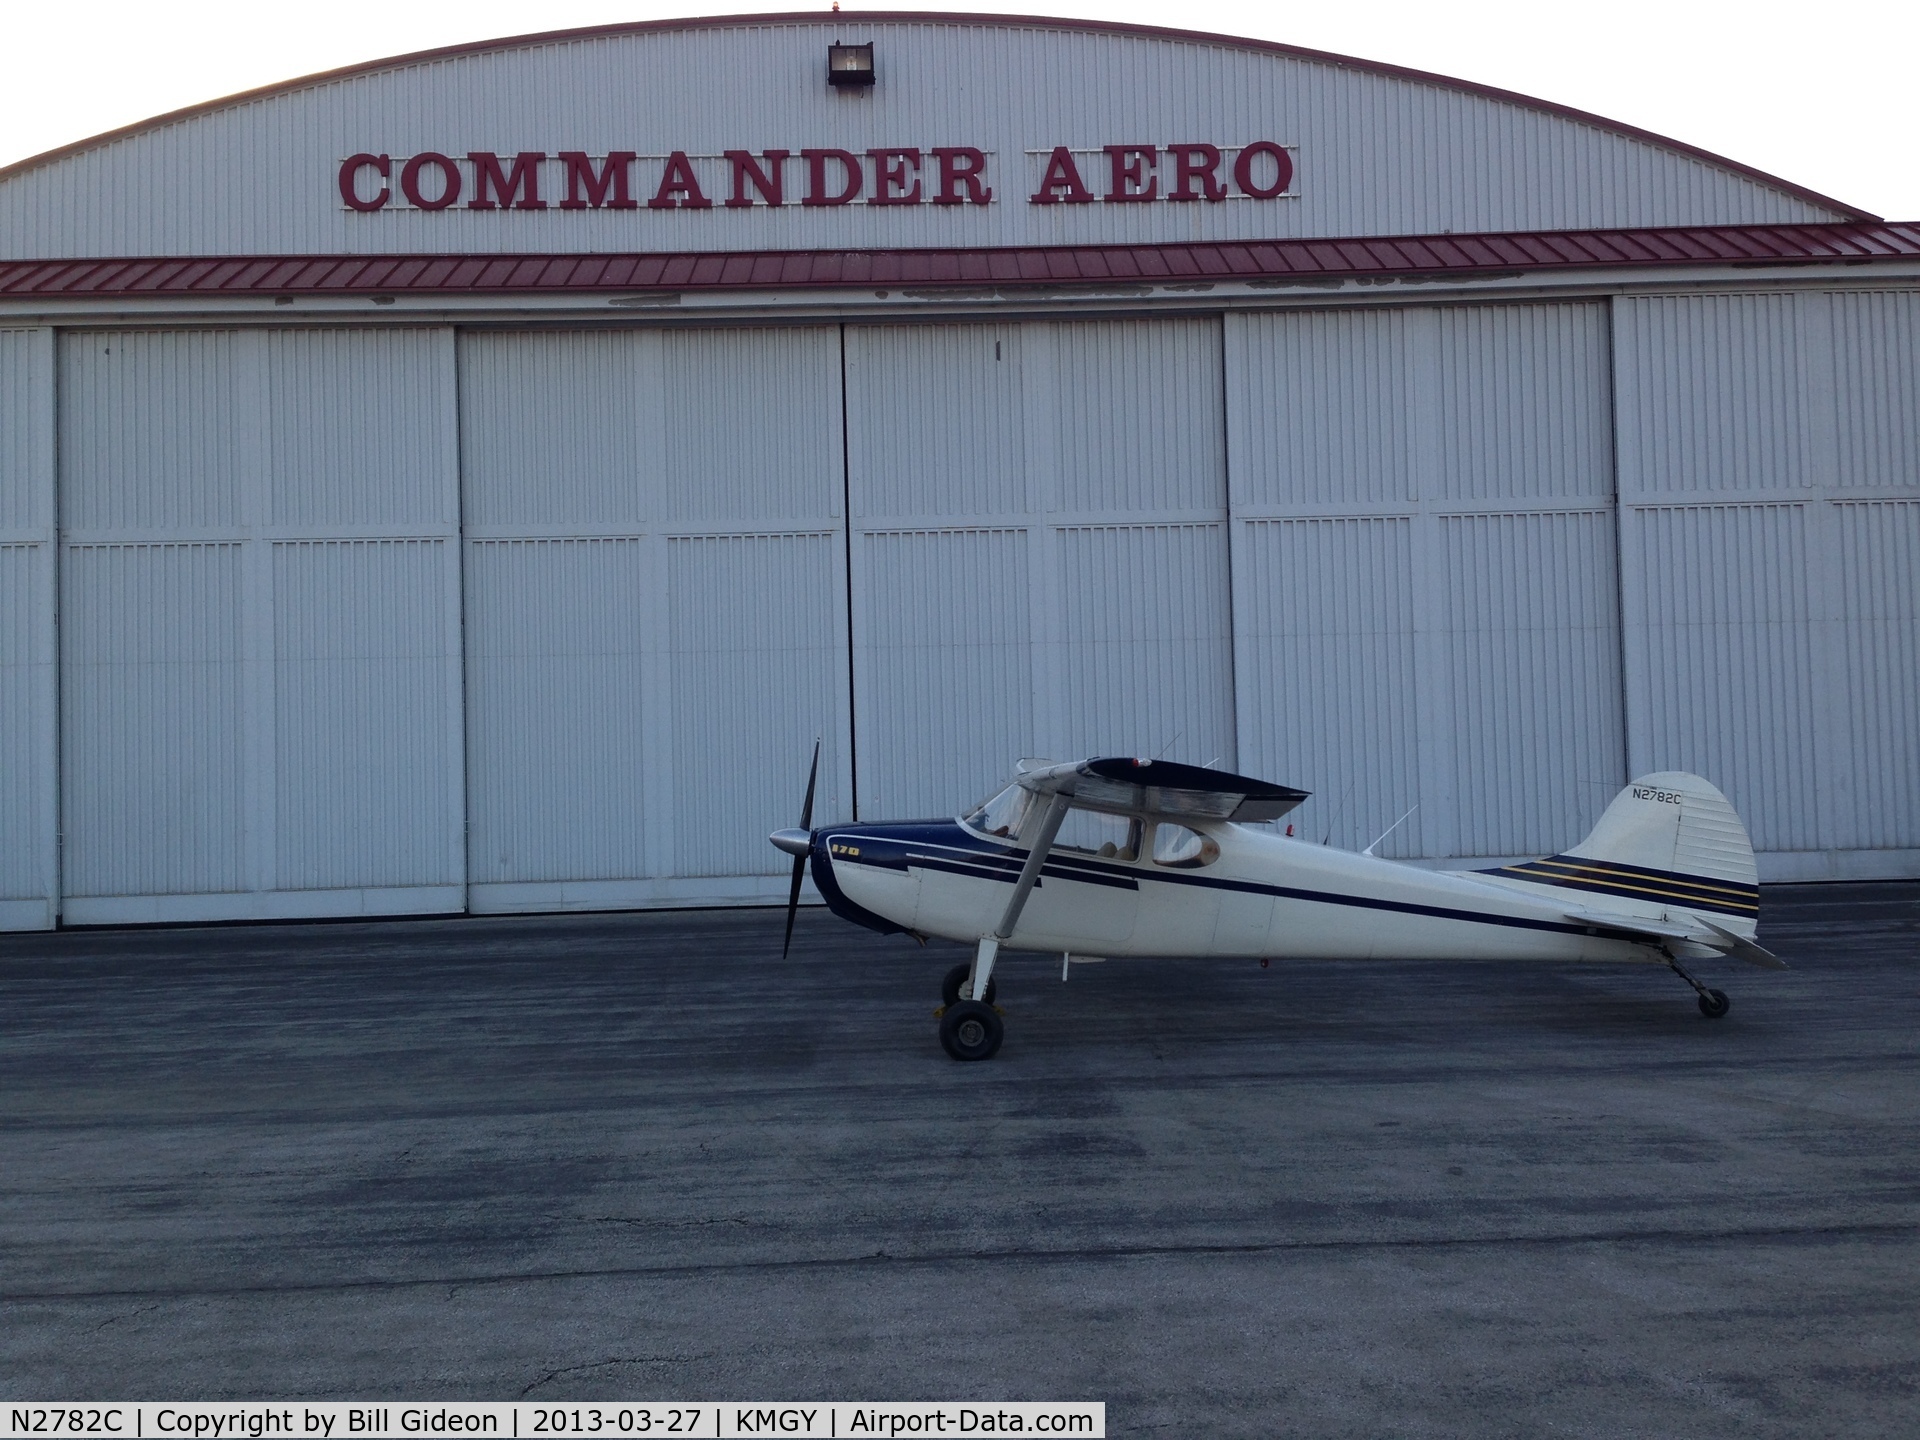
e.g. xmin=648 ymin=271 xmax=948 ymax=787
xmin=827 ymin=42 xmax=875 ymax=88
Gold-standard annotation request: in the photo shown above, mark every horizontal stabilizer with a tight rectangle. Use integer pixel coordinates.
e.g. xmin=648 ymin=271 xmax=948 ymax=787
xmin=1561 ymin=906 xmax=1789 ymax=969
xmin=1697 ymin=917 xmax=1790 ymax=970
xmin=1562 ymin=907 xmax=1698 ymax=943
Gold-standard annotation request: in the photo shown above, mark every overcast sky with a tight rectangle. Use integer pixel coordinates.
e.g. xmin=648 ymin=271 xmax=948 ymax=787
xmin=5 ymin=1 xmax=1913 ymax=220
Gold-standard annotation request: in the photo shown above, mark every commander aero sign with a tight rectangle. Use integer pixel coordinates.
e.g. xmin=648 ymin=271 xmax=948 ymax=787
xmin=337 ymin=144 xmax=1297 ymax=212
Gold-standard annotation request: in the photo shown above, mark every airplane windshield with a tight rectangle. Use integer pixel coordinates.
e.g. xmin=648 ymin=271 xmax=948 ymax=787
xmin=962 ymin=784 xmax=1035 ymax=840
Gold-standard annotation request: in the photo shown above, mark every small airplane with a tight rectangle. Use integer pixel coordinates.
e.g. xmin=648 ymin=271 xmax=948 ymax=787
xmin=770 ymin=750 xmax=1783 ymax=1061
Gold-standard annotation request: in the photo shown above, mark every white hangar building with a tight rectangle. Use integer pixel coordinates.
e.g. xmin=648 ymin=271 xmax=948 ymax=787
xmin=1 ymin=12 xmax=1916 ymax=930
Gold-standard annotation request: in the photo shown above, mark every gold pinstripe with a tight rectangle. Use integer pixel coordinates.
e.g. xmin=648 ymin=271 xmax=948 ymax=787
xmin=1525 ymin=857 xmax=1757 ymax=899
xmin=1497 ymin=861 xmax=1758 ymax=913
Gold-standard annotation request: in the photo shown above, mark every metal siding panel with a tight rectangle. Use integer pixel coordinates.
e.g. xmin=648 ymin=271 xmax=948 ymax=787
xmin=667 ymin=532 xmax=847 ymax=875
xmin=1052 ymin=318 xmax=1225 ymax=515
xmin=459 ymin=329 xmax=664 ymax=530
xmin=850 ymin=316 xmax=1233 ymax=815
xmin=1440 ymin=511 xmax=1624 ymax=856
xmin=461 ymin=323 xmax=848 ymax=899
xmin=1627 ymin=503 xmax=1819 ymax=853
xmin=1833 ymin=501 xmax=1920 ymax=848
xmin=60 ymin=331 xmax=248 ymax=532
xmin=273 ymin=539 xmax=459 ymax=889
xmin=465 ymin=538 xmax=649 ymax=884
xmin=0 ymin=329 xmax=52 ymax=531
xmin=1832 ymin=291 xmax=1920 ymax=491
xmin=663 ymin=328 xmax=844 ymax=526
xmin=1234 ymin=517 xmax=1419 ymax=855
xmin=0 ymin=22 xmax=1838 ymax=260
xmin=0 ymin=329 xmax=56 ymax=923
xmin=846 ymin=323 xmax=1027 ymax=521
xmin=1229 ymin=309 xmax=1415 ymax=508
xmin=1614 ymin=294 xmax=1817 ymax=496
xmin=268 ymin=330 xmax=456 ymax=528
xmin=56 ymin=326 xmax=463 ymax=918
xmin=61 ymin=543 xmax=247 ymax=896
xmin=1435 ymin=302 xmax=1613 ymax=502
xmin=1229 ymin=300 xmax=1627 ymax=860
xmin=1614 ymin=290 xmax=1920 ymax=871
xmin=1049 ymin=523 xmax=1235 ymax=765
xmin=0 ymin=545 xmax=50 ymax=904
xmin=856 ymin=528 xmax=1032 ymax=818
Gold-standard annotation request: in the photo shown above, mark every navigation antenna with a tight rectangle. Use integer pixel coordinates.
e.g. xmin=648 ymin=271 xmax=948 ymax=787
xmin=1362 ymin=804 xmax=1420 ymax=857
xmin=1320 ymin=781 xmax=1355 ymax=846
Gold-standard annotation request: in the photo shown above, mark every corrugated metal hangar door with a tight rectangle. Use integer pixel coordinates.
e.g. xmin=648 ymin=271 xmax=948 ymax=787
xmin=0 ymin=329 xmax=56 ymax=930
xmin=1227 ymin=302 xmax=1624 ymax=863
xmin=845 ymin=318 xmax=1236 ymax=818
xmin=57 ymin=329 xmax=466 ymax=923
xmin=457 ymin=327 xmax=851 ymax=910
xmin=1614 ymin=290 xmax=1920 ymax=876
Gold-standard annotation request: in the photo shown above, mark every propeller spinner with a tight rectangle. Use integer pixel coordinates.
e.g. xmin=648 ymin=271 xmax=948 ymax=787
xmin=772 ymin=739 xmax=820 ymax=958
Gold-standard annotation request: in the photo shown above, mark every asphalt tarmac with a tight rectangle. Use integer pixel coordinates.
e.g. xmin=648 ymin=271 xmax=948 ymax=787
xmin=1 ymin=883 xmax=1916 ymax=1435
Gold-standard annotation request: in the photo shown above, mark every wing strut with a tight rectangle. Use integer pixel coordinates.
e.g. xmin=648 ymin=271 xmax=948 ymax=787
xmin=965 ymin=789 xmax=1072 ymax=1003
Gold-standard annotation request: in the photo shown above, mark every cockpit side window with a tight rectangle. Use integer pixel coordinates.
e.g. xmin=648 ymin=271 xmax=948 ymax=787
xmin=1151 ymin=822 xmax=1219 ymax=868
xmin=1052 ymin=807 xmax=1141 ymax=861
xmin=962 ymin=784 xmax=1035 ymax=840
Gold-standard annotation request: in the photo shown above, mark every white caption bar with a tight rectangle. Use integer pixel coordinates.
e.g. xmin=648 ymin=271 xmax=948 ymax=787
xmin=1 ymin=1405 xmax=1104 ymax=1440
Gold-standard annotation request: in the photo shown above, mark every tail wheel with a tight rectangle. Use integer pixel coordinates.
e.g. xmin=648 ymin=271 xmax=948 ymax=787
xmin=940 ymin=999 xmax=1004 ymax=1061
xmin=1698 ymin=988 xmax=1731 ymax=1019
xmin=942 ymin=961 xmax=997 ymax=1008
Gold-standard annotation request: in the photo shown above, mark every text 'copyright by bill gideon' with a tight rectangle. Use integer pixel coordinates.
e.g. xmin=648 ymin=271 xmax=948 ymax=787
xmin=2 ymin=1405 xmax=1104 ymax=1439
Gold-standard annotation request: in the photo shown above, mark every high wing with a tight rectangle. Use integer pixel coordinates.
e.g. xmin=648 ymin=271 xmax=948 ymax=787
xmin=1557 ymin=904 xmax=1788 ymax=969
xmin=1014 ymin=756 xmax=1311 ymax=823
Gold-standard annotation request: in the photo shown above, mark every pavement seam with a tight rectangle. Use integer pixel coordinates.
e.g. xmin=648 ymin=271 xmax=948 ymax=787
xmin=7 ymin=1218 xmax=1917 ymax=1305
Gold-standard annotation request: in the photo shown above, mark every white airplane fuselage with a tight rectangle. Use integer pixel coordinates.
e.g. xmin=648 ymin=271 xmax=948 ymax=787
xmin=808 ymin=817 xmax=1665 ymax=966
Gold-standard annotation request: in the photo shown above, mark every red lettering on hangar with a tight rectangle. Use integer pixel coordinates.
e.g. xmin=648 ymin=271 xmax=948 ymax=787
xmin=335 ymin=145 xmax=1294 ymax=210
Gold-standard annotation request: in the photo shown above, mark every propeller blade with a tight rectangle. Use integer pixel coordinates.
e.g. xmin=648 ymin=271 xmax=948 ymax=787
xmin=798 ymin=738 xmax=820 ymax=829
xmin=782 ymin=852 xmax=807 ymax=959
xmin=783 ymin=738 xmax=822 ymax=959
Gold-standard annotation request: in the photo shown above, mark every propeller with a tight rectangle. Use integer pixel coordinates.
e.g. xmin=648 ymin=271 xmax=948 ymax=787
xmin=776 ymin=738 xmax=820 ymax=959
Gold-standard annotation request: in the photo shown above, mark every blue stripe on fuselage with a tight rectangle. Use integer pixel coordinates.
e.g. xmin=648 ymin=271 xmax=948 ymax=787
xmin=806 ymin=828 xmax=910 ymax=936
xmin=815 ymin=821 xmax=1656 ymax=946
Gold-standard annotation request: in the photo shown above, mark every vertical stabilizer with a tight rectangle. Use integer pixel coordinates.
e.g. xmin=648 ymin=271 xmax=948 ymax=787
xmin=1477 ymin=773 xmax=1760 ymax=934
xmin=1569 ymin=773 xmax=1757 ymax=891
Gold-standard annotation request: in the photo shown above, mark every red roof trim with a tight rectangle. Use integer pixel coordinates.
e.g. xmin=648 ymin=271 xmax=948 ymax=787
xmin=0 ymin=11 xmax=1872 ymax=222
xmin=2 ymin=223 xmax=1915 ymax=302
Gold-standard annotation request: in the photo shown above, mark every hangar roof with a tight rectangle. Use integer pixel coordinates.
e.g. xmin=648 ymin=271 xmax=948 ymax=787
xmin=4 ymin=221 xmax=1913 ymax=301
xmin=0 ymin=11 xmax=1870 ymax=224
xmin=0 ymin=12 xmax=1874 ymax=262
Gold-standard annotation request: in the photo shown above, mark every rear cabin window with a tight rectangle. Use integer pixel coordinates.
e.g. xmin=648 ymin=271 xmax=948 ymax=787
xmin=1152 ymin=822 xmax=1219 ymax=868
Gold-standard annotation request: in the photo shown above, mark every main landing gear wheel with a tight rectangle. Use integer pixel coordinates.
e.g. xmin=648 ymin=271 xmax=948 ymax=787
xmin=940 ymin=999 xmax=1004 ymax=1062
xmin=942 ymin=961 xmax=997 ymax=1008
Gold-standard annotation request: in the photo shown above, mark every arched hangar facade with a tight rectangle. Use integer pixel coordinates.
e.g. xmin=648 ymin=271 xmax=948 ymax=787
xmin=0 ymin=13 xmax=1916 ymax=929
